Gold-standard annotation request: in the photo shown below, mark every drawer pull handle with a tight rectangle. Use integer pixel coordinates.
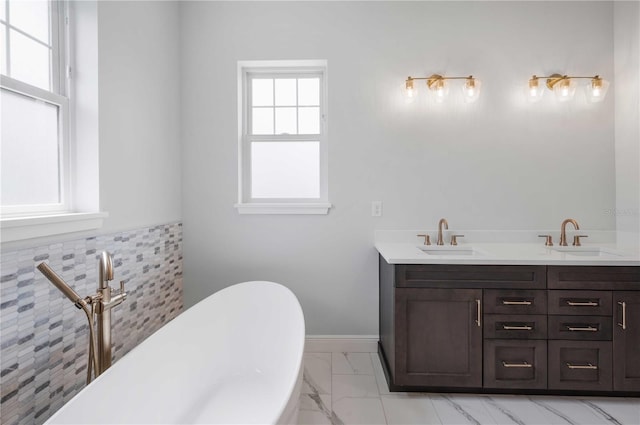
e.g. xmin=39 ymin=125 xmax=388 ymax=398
xmin=503 ymin=325 xmax=533 ymax=331
xmin=618 ymin=301 xmax=627 ymax=330
xmin=502 ymin=300 xmax=532 ymax=306
xmin=566 ymin=301 xmax=599 ymax=307
xmin=476 ymin=299 xmax=481 ymax=327
xmin=566 ymin=362 xmax=598 ymax=370
xmin=567 ymin=326 xmax=598 ymax=332
xmin=502 ymin=361 xmax=532 ymax=368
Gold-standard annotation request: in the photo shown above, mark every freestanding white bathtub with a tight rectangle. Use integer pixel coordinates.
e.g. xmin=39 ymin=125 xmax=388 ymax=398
xmin=46 ymin=281 xmax=305 ymax=424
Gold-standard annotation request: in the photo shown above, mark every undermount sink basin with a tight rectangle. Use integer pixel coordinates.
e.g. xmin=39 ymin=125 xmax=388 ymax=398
xmin=551 ymin=247 xmax=624 ymax=258
xmin=418 ymin=246 xmax=483 ymax=256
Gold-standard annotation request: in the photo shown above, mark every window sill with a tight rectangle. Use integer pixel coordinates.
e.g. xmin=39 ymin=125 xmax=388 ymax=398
xmin=234 ymin=203 xmax=332 ymax=215
xmin=1 ymin=212 xmax=108 ymax=242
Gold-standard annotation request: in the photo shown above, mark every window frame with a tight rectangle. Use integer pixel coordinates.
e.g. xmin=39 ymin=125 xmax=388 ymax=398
xmin=0 ymin=0 xmax=70 ymax=217
xmin=236 ymin=60 xmax=331 ymax=215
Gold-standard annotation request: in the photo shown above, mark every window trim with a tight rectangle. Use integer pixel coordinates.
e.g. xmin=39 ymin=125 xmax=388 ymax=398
xmin=235 ymin=60 xmax=331 ymax=215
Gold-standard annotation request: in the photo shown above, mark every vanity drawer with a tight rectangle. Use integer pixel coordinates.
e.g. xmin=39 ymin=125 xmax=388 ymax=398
xmin=484 ymin=290 xmax=547 ymax=315
xmin=548 ymin=316 xmax=612 ymax=341
xmin=484 ymin=339 xmax=547 ymax=389
xmin=548 ymin=340 xmax=612 ymax=391
xmin=484 ymin=314 xmax=547 ymax=339
xmin=548 ymin=266 xmax=640 ymax=291
xmin=396 ymin=265 xmax=546 ymax=289
xmin=548 ymin=290 xmax=612 ymax=316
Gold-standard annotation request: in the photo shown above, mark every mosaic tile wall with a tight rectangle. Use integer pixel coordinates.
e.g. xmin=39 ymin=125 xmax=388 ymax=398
xmin=0 ymin=222 xmax=183 ymax=425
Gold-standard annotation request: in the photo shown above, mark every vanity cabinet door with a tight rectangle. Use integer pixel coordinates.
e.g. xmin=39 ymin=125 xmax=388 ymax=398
xmin=613 ymin=291 xmax=640 ymax=391
xmin=395 ymin=288 xmax=483 ymax=388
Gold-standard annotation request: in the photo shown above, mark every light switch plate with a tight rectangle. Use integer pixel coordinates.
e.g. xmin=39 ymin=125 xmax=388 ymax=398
xmin=371 ymin=201 xmax=382 ymax=217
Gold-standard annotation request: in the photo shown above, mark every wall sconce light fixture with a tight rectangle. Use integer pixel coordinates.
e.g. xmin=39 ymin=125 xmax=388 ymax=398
xmin=527 ymin=74 xmax=609 ymax=103
xmin=405 ymin=74 xmax=481 ymax=103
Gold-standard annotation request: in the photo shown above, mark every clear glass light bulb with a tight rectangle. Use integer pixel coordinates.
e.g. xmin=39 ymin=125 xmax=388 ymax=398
xmin=462 ymin=77 xmax=481 ymax=103
xmin=405 ymin=79 xmax=415 ymax=98
xmin=403 ymin=78 xmax=418 ymax=103
xmin=586 ymin=77 xmax=609 ymax=103
xmin=554 ymin=78 xmax=576 ymax=102
xmin=433 ymin=80 xmax=448 ymax=103
xmin=527 ymin=76 xmax=544 ymax=103
xmin=406 ymin=87 xmax=415 ymax=98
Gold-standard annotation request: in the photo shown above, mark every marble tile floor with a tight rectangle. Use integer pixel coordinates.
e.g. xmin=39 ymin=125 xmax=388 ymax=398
xmin=299 ymin=352 xmax=640 ymax=425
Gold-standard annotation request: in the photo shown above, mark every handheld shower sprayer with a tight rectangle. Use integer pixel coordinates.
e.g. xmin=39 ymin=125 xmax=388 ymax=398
xmin=37 ymin=263 xmax=87 ymax=309
xmin=37 ymin=261 xmax=100 ymax=383
xmin=36 ymin=251 xmax=126 ymax=384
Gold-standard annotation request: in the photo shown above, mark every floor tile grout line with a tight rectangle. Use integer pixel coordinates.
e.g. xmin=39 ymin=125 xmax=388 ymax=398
xmin=379 ymin=395 xmax=390 ymax=425
xmin=428 ymin=394 xmax=446 ymax=425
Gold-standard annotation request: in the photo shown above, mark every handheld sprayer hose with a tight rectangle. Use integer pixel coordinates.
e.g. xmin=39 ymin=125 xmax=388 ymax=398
xmin=80 ymin=301 xmax=100 ymax=384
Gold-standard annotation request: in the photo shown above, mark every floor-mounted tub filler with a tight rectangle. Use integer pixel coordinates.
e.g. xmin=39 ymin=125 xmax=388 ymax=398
xmin=45 ymin=281 xmax=305 ymax=425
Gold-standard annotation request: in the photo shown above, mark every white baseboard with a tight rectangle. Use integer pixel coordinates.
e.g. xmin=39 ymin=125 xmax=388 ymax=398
xmin=305 ymin=335 xmax=379 ymax=353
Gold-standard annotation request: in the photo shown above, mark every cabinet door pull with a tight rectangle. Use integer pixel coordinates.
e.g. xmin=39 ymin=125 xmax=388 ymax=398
xmin=618 ymin=301 xmax=627 ymax=330
xmin=502 ymin=300 xmax=532 ymax=306
xmin=566 ymin=300 xmax=599 ymax=307
xmin=475 ymin=299 xmax=481 ymax=327
xmin=566 ymin=362 xmax=598 ymax=370
xmin=502 ymin=324 xmax=533 ymax=331
xmin=502 ymin=361 xmax=532 ymax=368
xmin=567 ymin=326 xmax=598 ymax=332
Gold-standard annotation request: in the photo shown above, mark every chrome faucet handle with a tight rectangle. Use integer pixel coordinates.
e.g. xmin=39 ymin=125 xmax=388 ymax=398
xmin=573 ymin=235 xmax=588 ymax=246
xmin=450 ymin=234 xmax=465 ymax=246
xmin=417 ymin=234 xmax=431 ymax=246
xmin=110 ymin=280 xmax=126 ymax=296
xmin=119 ymin=281 xmax=127 ymax=299
xmin=105 ymin=281 xmax=127 ymax=312
xmin=538 ymin=235 xmax=554 ymax=246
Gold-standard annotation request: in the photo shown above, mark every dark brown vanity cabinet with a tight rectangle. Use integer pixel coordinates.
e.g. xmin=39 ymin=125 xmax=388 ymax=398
xmin=379 ymin=259 xmax=640 ymax=395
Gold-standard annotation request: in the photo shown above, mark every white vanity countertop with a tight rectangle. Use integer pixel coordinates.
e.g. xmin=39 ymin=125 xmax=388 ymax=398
xmin=375 ymin=230 xmax=640 ymax=266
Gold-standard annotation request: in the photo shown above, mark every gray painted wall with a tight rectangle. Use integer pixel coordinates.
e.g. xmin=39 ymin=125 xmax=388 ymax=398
xmin=614 ymin=1 xmax=640 ymax=246
xmin=180 ymin=1 xmax=623 ymax=335
xmin=98 ymin=0 xmax=182 ymax=235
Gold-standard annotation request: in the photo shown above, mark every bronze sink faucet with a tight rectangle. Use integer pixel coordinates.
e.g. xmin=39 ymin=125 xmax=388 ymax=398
xmin=437 ymin=218 xmax=449 ymax=245
xmin=559 ymin=218 xmax=580 ymax=246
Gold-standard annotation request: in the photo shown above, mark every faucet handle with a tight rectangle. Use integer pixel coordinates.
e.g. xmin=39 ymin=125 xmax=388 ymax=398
xmin=119 ymin=281 xmax=127 ymax=299
xmin=573 ymin=235 xmax=588 ymax=246
xmin=538 ymin=235 xmax=554 ymax=246
xmin=111 ymin=280 xmax=127 ymax=297
xmin=450 ymin=234 xmax=465 ymax=246
xmin=417 ymin=234 xmax=431 ymax=246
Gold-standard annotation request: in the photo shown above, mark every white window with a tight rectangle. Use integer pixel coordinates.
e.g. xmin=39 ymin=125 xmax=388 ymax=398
xmin=1 ymin=0 xmax=69 ymax=216
xmin=236 ymin=60 xmax=331 ymax=214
